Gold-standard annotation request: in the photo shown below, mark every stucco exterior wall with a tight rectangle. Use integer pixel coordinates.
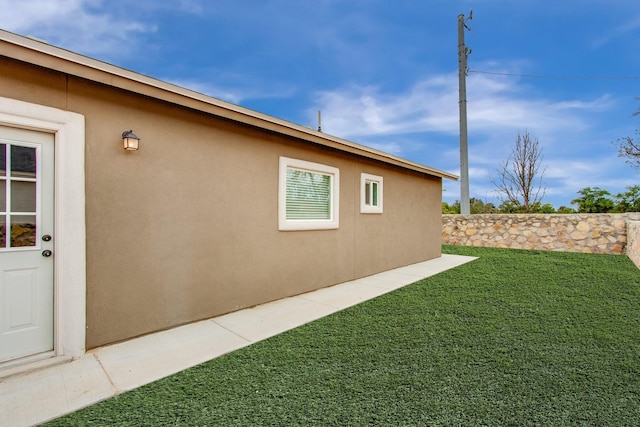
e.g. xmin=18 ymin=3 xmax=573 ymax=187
xmin=0 ymin=56 xmax=443 ymax=349
xmin=442 ymin=213 xmax=639 ymax=254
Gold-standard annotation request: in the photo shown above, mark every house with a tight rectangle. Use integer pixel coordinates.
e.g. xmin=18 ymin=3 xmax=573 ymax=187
xmin=0 ymin=29 xmax=457 ymax=368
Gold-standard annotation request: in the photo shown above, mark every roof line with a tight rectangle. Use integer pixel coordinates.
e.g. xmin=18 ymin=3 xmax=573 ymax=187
xmin=0 ymin=29 xmax=458 ymax=180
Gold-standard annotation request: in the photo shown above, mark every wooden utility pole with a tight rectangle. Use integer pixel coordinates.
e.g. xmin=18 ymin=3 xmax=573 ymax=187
xmin=458 ymin=12 xmax=472 ymax=214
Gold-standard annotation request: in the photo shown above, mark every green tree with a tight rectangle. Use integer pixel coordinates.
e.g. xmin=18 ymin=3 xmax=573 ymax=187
xmin=491 ymin=130 xmax=547 ymax=212
xmin=497 ymin=200 xmax=523 ymax=213
xmin=571 ymin=187 xmax=614 ymax=213
xmin=496 ymin=200 xmax=555 ymax=213
xmin=536 ymin=202 xmax=556 ymax=213
xmin=557 ymin=206 xmax=576 ymax=214
xmin=442 ymin=201 xmax=460 ymax=214
xmin=613 ymin=185 xmax=640 ymax=212
xmin=470 ymin=198 xmax=497 ymax=214
xmin=442 ymin=198 xmax=497 ymax=214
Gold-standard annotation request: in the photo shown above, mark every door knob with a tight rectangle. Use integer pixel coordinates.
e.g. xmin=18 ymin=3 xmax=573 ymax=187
xmin=42 ymin=250 xmax=52 ymax=257
xmin=42 ymin=234 xmax=52 ymax=242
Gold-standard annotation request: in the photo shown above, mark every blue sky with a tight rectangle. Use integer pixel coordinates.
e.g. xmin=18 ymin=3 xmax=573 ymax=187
xmin=2 ymin=0 xmax=640 ymax=208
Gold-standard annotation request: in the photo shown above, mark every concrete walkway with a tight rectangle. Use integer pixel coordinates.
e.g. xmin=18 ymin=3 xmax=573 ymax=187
xmin=1 ymin=254 xmax=476 ymax=427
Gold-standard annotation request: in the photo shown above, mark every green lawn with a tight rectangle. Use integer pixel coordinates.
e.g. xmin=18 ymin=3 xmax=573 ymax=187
xmin=45 ymin=246 xmax=640 ymax=426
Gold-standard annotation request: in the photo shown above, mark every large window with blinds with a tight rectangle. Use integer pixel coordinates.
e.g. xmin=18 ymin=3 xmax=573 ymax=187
xmin=279 ymin=157 xmax=339 ymax=230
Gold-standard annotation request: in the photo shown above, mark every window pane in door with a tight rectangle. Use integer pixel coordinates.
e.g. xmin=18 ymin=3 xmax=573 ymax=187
xmin=0 ymin=215 xmax=5 ymax=247
xmin=0 ymin=143 xmax=5 ymax=176
xmin=10 ymin=215 xmax=36 ymax=247
xmin=11 ymin=146 xmax=36 ymax=178
xmin=11 ymin=181 xmax=36 ymax=212
xmin=0 ymin=182 xmax=5 ymax=212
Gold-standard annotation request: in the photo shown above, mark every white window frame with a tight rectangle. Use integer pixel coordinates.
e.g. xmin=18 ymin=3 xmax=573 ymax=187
xmin=279 ymin=156 xmax=339 ymax=231
xmin=360 ymin=173 xmax=383 ymax=214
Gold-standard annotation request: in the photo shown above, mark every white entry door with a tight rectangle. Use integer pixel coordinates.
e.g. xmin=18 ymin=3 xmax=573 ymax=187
xmin=0 ymin=126 xmax=54 ymax=364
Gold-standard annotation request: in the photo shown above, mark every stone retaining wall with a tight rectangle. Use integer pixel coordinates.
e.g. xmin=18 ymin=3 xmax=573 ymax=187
xmin=442 ymin=213 xmax=640 ymax=255
xmin=626 ymin=221 xmax=640 ymax=267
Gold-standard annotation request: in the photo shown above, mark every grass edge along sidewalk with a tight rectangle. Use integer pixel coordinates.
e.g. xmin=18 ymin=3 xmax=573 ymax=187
xmin=45 ymin=246 xmax=640 ymax=426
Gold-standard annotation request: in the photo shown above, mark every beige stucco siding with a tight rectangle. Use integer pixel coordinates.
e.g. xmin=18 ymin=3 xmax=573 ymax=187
xmin=355 ymin=168 xmax=442 ymax=278
xmin=0 ymin=56 xmax=443 ymax=349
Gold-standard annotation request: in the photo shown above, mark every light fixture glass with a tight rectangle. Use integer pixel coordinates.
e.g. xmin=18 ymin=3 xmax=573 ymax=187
xmin=121 ymin=130 xmax=140 ymax=151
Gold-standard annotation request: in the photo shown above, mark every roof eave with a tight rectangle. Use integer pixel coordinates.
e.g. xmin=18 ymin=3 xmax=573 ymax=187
xmin=0 ymin=29 xmax=458 ymax=181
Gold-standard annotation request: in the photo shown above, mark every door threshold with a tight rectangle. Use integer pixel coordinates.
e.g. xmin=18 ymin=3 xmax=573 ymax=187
xmin=0 ymin=352 xmax=72 ymax=380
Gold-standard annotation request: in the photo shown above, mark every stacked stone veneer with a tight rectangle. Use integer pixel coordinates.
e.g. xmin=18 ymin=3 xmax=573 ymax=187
xmin=442 ymin=213 xmax=640 ymax=255
xmin=626 ymin=220 xmax=640 ymax=267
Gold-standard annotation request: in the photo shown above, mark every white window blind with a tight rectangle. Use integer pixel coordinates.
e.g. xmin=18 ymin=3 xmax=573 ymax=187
xmin=286 ymin=168 xmax=331 ymax=220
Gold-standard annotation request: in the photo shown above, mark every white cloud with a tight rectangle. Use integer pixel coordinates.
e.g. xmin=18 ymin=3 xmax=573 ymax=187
xmin=312 ymin=75 xmax=459 ymax=138
xmin=592 ymin=16 xmax=640 ymax=48
xmin=166 ymin=75 xmax=300 ymax=107
xmin=166 ymin=79 xmax=244 ymax=104
xmin=312 ymin=72 xmax=609 ymax=142
xmin=359 ymin=141 xmax=404 ymax=156
xmin=546 ymin=155 xmax=638 ymax=197
xmin=311 ymin=70 xmax=628 ymax=207
xmin=172 ymin=0 xmax=205 ymax=15
xmin=0 ymin=0 xmax=155 ymax=57
xmin=0 ymin=0 xmax=80 ymax=31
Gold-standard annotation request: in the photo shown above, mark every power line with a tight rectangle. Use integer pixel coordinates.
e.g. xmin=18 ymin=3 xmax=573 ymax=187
xmin=469 ymin=69 xmax=640 ymax=80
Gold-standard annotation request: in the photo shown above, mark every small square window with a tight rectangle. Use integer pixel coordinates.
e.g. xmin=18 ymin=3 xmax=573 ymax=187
xmin=279 ymin=157 xmax=340 ymax=230
xmin=361 ymin=173 xmax=383 ymax=214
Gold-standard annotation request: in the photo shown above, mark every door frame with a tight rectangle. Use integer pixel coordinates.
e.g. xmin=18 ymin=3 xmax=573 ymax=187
xmin=0 ymin=96 xmax=86 ymax=360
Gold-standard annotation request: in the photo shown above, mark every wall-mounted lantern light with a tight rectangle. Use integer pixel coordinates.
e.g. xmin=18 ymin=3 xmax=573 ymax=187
xmin=122 ymin=130 xmax=140 ymax=151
